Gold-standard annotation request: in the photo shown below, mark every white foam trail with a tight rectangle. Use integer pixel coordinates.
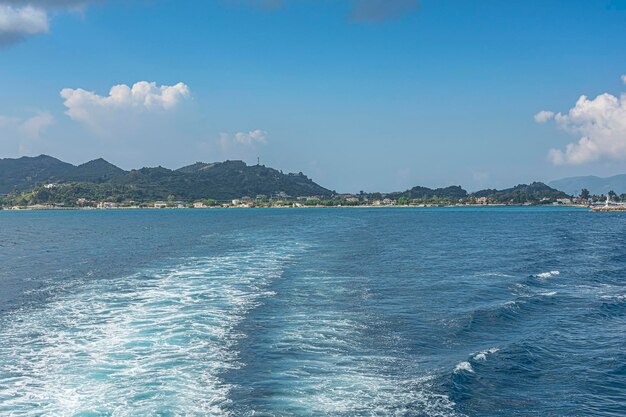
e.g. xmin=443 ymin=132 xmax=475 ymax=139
xmin=480 ymin=272 xmax=514 ymax=278
xmin=238 ymin=271 xmax=463 ymax=416
xmin=600 ymin=294 xmax=626 ymax=301
xmin=539 ymin=291 xmax=557 ymax=297
xmin=535 ymin=270 xmax=560 ymax=279
xmin=0 ymin=247 xmax=295 ymax=416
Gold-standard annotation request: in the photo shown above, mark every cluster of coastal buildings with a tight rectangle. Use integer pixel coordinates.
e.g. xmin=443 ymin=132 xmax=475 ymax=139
xmin=3 ymin=191 xmax=370 ymax=210
xmin=3 ymin=182 xmax=626 ymax=210
xmin=5 ymin=194 xmax=623 ymax=211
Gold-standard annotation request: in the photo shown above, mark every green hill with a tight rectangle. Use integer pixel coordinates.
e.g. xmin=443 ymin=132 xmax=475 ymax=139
xmin=0 ymin=155 xmax=76 ymax=193
xmin=0 ymin=155 xmax=332 ymax=202
xmin=109 ymin=161 xmax=331 ymax=200
xmin=473 ymin=182 xmax=569 ymax=203
xmin=388 ymin=185 xmax=468 ymax=200
xmin=70 ymin=158 xmax=127 ymax=183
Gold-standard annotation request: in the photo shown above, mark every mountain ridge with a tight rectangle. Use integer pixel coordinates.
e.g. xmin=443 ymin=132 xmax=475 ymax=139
xmin=0 ymin=155 xmax=332 ymax=200
xmin=549 ymin=174 xmax=626 ymax=196
xmin=379 ymin=181 xmax=568 ymax=204
xmin=0 ymin=155 xmax=76 ymax=193
xmin=0 ymin=155 xmax=572 ymax=204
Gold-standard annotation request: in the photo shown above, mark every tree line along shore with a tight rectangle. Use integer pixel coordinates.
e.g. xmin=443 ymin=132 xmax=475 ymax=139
xmin=1 ymin=187 xmax=615 ymax=211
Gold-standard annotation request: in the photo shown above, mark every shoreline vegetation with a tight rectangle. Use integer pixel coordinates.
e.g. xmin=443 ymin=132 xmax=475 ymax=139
xmin=1 ymin=154 xmax=625 ymax=211
xmin=6 ymin=192 xmax=624 ymax=211
xmin=0 ymin=204 xmax=599 ymax=211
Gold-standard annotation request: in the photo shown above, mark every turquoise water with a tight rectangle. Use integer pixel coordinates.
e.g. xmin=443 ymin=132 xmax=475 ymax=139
xmin=0 ymin=207 xmax=624 ymax=416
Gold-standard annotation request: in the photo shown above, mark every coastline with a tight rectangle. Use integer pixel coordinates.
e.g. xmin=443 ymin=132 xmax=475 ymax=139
xmin=0 ymin=204 xmax=594 ymax=211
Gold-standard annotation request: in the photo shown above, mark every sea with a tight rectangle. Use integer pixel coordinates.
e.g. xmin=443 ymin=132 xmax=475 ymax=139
xmin=0 ymin=207 xmax=624 ymax=416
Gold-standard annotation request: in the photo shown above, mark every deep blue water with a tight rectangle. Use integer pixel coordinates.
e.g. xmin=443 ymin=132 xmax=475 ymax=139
xmin=0 ymin=207 xmax=625 ymax=416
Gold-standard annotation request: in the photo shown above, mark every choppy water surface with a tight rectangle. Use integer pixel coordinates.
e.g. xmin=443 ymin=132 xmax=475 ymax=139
xmin=0 ymin=207 xmax=624 ymax=416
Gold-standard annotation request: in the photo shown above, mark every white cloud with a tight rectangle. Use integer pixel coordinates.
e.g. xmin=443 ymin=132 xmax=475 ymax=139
xmin=0 ymin=111 xmax=55 ymax=155
xmin=234 ymin=129 xmax=268 ymax=145
xmin=0 ymin=1 xmax=108 ymax=46
xmin=533 ymin=110 xmax=554 ymax=123
xmin=0 ymin=112 xmax=54 ymax=138
xmin=0 ymin=4 xmax=49 ymax=44
xmin=1 ymin=1 xmax=93 ymax=7
xmin=622 ymin=74 xmax=626 ymax=84
xmin=218 ymin=130 xmax=268 ymax=153
xmin=60 ymin=81 xmax=191 ymax=127
xmin=538 ymin=83 xmax=626 ymax=165
xmin=19 ymin=112 xmax=55 ymax=139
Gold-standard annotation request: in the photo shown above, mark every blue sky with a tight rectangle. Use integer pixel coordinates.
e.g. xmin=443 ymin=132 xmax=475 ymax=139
xmin=1 ymin=0 xmax=626 ymax=192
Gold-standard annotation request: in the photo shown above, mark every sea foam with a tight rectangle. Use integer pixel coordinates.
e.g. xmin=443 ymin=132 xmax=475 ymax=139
xmin=535 ymin=270 xmax=560 ymax=279
xmin=473 ymin=347 xmax=500 ymax=361
xmin=0 ymin=246 xmax=295 ymax=416
xmin=454 ymin=361 xmax=475 ymax=374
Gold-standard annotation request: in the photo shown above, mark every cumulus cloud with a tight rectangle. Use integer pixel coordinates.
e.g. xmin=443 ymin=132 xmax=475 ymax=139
xmin=0 ymin=1 xmax=106 ymax=46
xmin=350 ymin=0 xmax=419 ymax=22
xmin=218 ymin=129 xmax=268 ymax=151
xmin=1 ymin=0 xmax=420 ymax=46
xmin=537 ymin=78 xmax=626 ymax=165
xmin=533 ymin=110 xmax=554 ymax=123
xmin=0 ymin=4 xmax=49 ymax=45
xmin=622 ymin=74 xmax=626 ymax=84
xmin=233 ymin=129 xmax=268 ymax=145
xmin=0 ymin=1 xmax=94 ymax=6
xmin=60 ymin=81 xmax=191 ymax=127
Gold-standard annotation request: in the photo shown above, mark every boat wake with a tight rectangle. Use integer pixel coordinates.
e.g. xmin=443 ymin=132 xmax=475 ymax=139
xmin=0 ymin=247 xmax=295 ymax=416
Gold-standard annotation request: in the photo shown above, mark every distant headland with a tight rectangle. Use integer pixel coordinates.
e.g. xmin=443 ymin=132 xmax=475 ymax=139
xmin=0 ymin=155 xmax=624 ymax=210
